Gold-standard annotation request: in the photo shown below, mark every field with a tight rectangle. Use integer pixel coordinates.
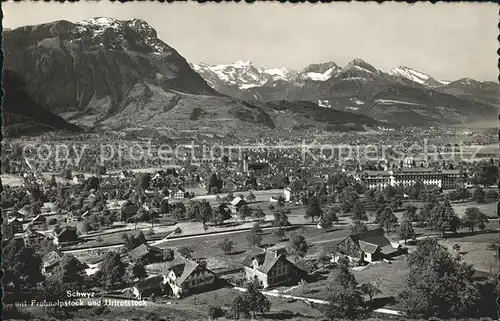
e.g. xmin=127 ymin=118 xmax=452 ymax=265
xmin=451 ymin=201 xmax=497 ymax=218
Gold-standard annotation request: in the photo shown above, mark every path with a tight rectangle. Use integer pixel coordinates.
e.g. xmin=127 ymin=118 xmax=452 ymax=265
xmin=232 ymin=286 xmax=404 ymax=316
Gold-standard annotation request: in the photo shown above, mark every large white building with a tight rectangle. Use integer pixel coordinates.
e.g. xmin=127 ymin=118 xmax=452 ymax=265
xmin=360 ymin=168 xmax=465 ymax=190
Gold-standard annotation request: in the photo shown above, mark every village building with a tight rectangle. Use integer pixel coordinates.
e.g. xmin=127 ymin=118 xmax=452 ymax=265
xmin=163 ymin=255 xmax=217 ymax=298
xmin=42 ymin=251 xmax=62 ymax=275
xmin=360 ymin=168 xmax=466 ymax=190
xmin=169 ymin=186 xmax=186 ymax=199
xmin=241 ymin=247 xmax=304 ymax=289
xmin=23 ymin=229 xmax=48 ymax=247
xmin=229 ymin=196 xmax=247 ymax=213
xmin=65 ymin=212 xmax=81 ymax=224
xmin=335 ymin=228 xmax=403 ymax=263
xmin=7 ymin=217 xmax=24 ymax=234
xmin=128 ymin=244 xmax=165 ymax=264
xmin=53 ymin=226 xmax=79 ymax=246
xmin=283 ymin=186 xmax=306 ymax=202
xmin=131 ymin=275 xmax=165 ymax=300
xmin=30 ymin=215 xmax=47 ymax=230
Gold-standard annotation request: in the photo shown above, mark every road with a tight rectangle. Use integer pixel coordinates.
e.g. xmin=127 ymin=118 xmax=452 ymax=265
xmin=232 ymin=286 xmax=404 ymax=316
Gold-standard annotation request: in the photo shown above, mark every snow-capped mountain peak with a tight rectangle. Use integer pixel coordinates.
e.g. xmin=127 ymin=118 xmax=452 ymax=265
xmin=389 ymin=66 xmax=447 ymax=87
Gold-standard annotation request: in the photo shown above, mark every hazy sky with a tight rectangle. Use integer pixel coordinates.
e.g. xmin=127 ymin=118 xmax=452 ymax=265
xmin=3 ymin=2 xmax=497 ymax=81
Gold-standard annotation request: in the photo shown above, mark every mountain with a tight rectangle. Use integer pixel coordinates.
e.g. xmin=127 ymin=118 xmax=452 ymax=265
xmin=389 ymin=66 xmax=448 ymax=87
xmin=3 ymin=18 xmax=379 ymax=137
xmin=437 ymin=78 xmax=500 ymax=107
xmin=192 ymin=59 xmax=498 ymax=126
xmin=2 ymin=69 xmax=82 ymax=137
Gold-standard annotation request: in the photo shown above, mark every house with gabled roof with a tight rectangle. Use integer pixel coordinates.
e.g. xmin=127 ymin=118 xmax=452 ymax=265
xmin=7 ymin=217 xmax=23 ymax=234
xmin=127 ymin=244 xmax=164 ymax=264
xmin=131 ymin=275 xmax=165 ymax=300
xmin=30 ymin=214 xmax=47 ymax=230
xmin=229 ymin=196 xmax=247 ymax=213
xmin=23 ymin=229 xmax=49 ymax=247
xmin=52 ymin=226 xmax=79 ymax=246
xmin=335 ymin=228 xmax=402 ymax=263
xmin=241 ymin=246 xmax=304 ymax=289
xmin=42 ymin=251 xmax=62 ymax=275
xmin=163 ymin=255 xmax=216 ymax=298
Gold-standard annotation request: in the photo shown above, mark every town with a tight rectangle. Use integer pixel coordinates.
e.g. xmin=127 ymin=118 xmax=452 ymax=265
xmin=2 ymin=127 xmax=498 ymax=320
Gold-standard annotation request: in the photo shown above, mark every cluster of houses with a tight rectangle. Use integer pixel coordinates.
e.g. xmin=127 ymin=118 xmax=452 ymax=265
xmin=124 ymin=227 xmax=406 ymax=300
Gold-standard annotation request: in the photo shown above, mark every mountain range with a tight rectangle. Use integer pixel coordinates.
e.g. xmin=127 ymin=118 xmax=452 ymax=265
xmin=2 ymin=17 xmax=498 ymax=137
xmin=192 ymin=60 xmax=499 ymax=126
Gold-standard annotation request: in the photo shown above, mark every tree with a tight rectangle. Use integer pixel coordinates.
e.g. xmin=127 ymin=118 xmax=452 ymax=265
xmin=398 ymin=218 xmax=416 ymax=244
xmin=252 ymin=207 xmax=266 ymax=220
xmin=238 ymin=205 xmax=251 ymax=222
xmin=324 ymin=256 xmax=364 ymax=319
xmin=197 ymin=200 xmax=213 ymax=225
xmin=339 ymin=187 xmax=359 ymax=213
xmin=351 ymin=200 xmax=368 ymax=221
xmin=244 ymin=279 xmax=271 ymax=318
xmin=174 ymin=227 xmax=182 ymax=235
xmin=163 ymin=248 xmax=175 ymax=261
xmin=398 ymin=238 xmax=480 ymax=318
xmin=375 ymin=206 xmax=398 ymax=232
xmin=403 ymin=204 xmax=418 ymax=221
xmin=130 ymin=260 xmax=147 ymax=280
xmin=2 ymin=240 xmax=44 ymax=292
xmin=351 ymin=220 xmax=368 ymax=234
xmin=247 ymin=191 xmax=256 ymax=202
xmin=208 ymin=305 xmax=224 ymax=320
xmin=289 ymin=233 xmax=308 ymax=258
xmin=218 ymin=238 xmax=235 ymax=255
xmin=178 ymin=246 xmax=194 ymax=259
xmin=273 ymin=227 xmax=286 ymax=241
xmin=359 ymin=282 xmax=381 ymax=302
xmin=273 ymin=208 xmax=291 ymax=227
xmin=140 ymin=173 xmax=151 ymax=191
xmin=472 ymin=187 xmax=486 ymax=203
xmin=208 ymin=173 xmax=222 ymax=194
xmin=246 ymin=226 xmax=263 ymax=247
xmin=429 ymin=201 xmax=461 ymax=236
xmin=276 ymin=194 xmax=286 ymax=208
xmin=304 ymin=196 xmax=322 ymax=222
xmin=86 ymin=176 xmax=100 ymax=191
xmin=462 ymin=207 xmax=489 ymax=232
xmin=486 ymin=189 xmax=499 ymax=202
xmin=98 ymin=251 xmax=126 ymax=290
xmin=268 ymin=204 xmax=275 ymax=211
xmin=231 ymin=295 xmax=250 ymax=320
xmin=322 ymin=207 xmax=339 ymax=229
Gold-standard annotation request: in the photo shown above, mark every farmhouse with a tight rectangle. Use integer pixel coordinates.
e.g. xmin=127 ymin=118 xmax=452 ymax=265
xmin=128 ymin=244 xmax=164 ymax=264
xmin=242 ymin=247 xmax=304 ymax=289
xmin=23 ymin=229 xmax=49 ymax=247
xmin=169 ymin=186 xmax=186 ymax=199
xmin=42 ymin=251 xmax=62 ymax=275
xmin=229 ymin=196 xmax=247 ymax=213
xmin=7 ymin=217 xmax=23 ymax=234
xmin=53 ymin=226 xmax=79 ymax=246
xmin=30 ymin=215 xmax=47 ymax=230
xmin=131 ymin=275 xmax=165 ymax=300
xmin=163 ymin=255 xmax=217 ymax=298
xmin=335 ymin=228 xmax=402 ymax=263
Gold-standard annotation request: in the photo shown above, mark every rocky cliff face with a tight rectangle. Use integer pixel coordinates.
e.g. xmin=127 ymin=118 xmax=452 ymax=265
xmin=4 ymin=18 xmax=218 ymax=121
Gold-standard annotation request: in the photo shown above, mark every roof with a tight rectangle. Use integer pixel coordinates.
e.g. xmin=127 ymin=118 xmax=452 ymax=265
xmin=241 ymin=247 xmax=292 ymax=274
xmin=135 ymin=275 xmax=164 ymax=291
xmin=128 ymin=244 xmax=162 ymax=261
xmin=31 ymin=215 xmax=46 ymax=223
xmin=166 ymin=255 xmax=206 ymax=286
xmin=362 ymin=170 xmax=392 ymax=177
xmin=230 ymin=197 xmax=246 ymax=206
xmin=7 ymin=217 xmax=21 ymax=224
xmin=342 ymin=228 xmax=397 ymax=255
xmin=56 ymin=226 xmax=77 ymax=237
xmin=42 ymin=251 xmax=62 ymax=268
